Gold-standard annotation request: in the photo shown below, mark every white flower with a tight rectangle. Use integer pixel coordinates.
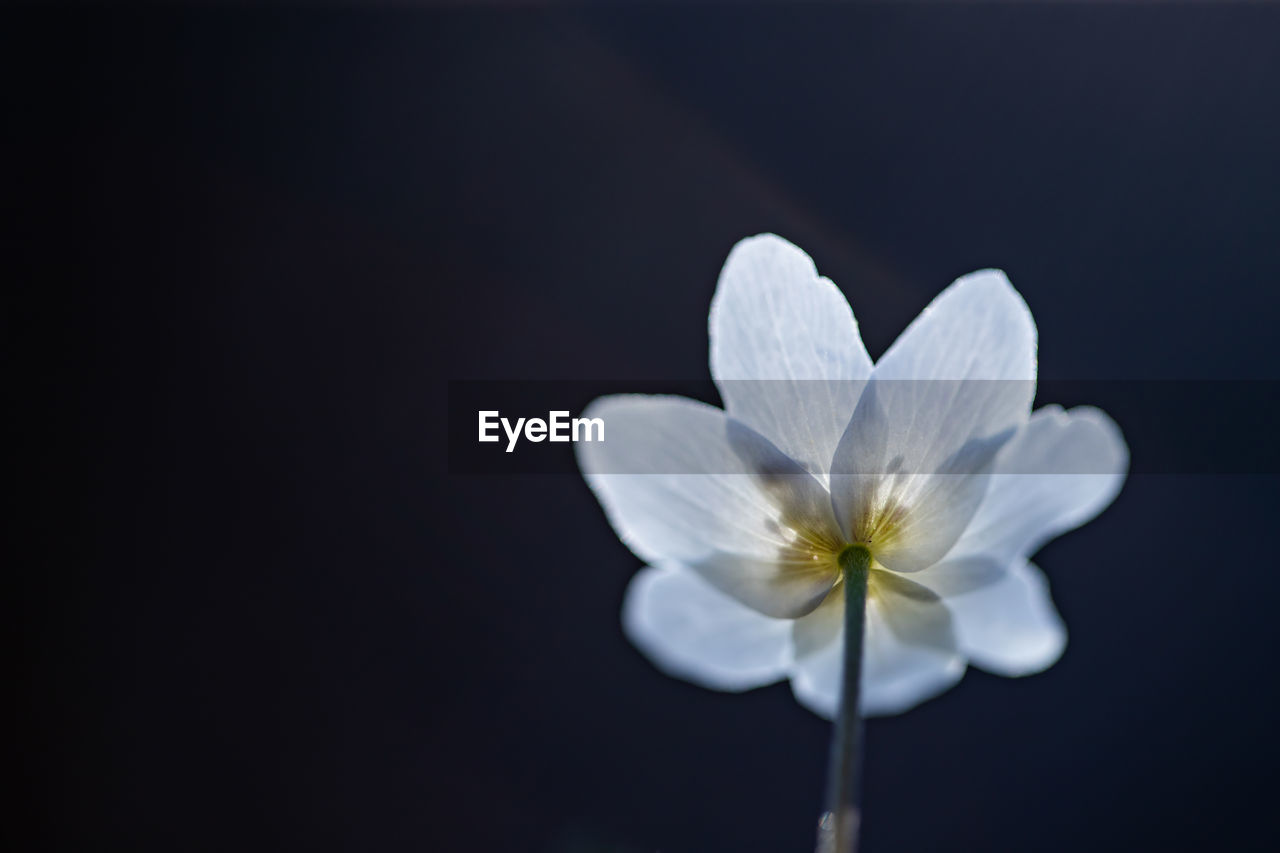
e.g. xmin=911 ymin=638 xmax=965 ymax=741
xmin=577 ymin=234 xmax=1127 ymax=717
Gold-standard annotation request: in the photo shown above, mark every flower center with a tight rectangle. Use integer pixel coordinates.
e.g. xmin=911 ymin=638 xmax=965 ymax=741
xmin=836 ymin=542 xmax=874 ymax=580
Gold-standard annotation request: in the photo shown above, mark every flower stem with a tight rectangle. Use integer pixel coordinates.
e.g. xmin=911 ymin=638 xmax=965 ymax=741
xmin=818 ymin=544 xmax=871 ymax=853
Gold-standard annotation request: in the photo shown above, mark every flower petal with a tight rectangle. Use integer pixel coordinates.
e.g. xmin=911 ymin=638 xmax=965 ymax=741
xmin=826 ymin=270 xmax=1037 ymax=569
xmin=902 ymin=554 xmax=1007 ymax=598
xmin=874 ymin=268 xmax=1037 ymax=385
xmin=577 ymin=394 xmax=840 ymax=617
xmin=709 ymin=234 xmax=873 ymax=476
xmin=829 ymin=379 xmax=1006 ymax=572
xmin=577 ymin=394 xmax=787 ymax=562
xmin=861 ymin=601 xmax=966 ymax=717
xmin=841 ymin=267 xmax=1036 ymax=482
xmin=787 ymin=605 xmax=844 ymax=719
xmin=870 ymin=570 xmax=959 ymax=653
xmin=947 ymin=405 xmax=1128 ymax=567
xmin=622 ymin=565 xmax=794 ymax=691
xmin=789 ymin=575 xmax=965 ymax=719
xmin=948 ymin=560 xmax=1066 ymax=676
xmin=688 ymin=551 xmax=840 ymax=619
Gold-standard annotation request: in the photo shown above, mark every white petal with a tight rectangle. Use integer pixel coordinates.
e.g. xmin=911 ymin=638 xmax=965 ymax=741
xmin=788 ymin=607 xmax=844 ymax=720
xmin=862 ymin=573 xmax=966 ymax=715
xmin=709 ymin=234 xmax=873 ymax=477
xmin=901 ymin=554 xmax=1007 ymax=598
xmin=949 ymin=560 xmax=1066 ymax=676
xmin=577 ymin=395 xmax=788 ymax=562
xmin=844 ymin=268 xmax=1036 ymax=477
xmin=829 ymin=379 xmax=1006 ymax=572
xmin=789 ymin=574 xmax=965 ymax=719
xmin=825 ymin=270 xmax=1038 ymax=569
xmin=870 ymin=571 xmax=959 ymax=653
xmin=687 ymin=551 xmax=840 ymax=619
xmin=622 ymin=565 xmax=794 ymax=691
xmin=874 ymin=268 xmax=1037 ymax=385
xmin=947 ymin=405 xmax=1128 ymax=567
xmin=577 ymin=394 xmax=840 ymax=617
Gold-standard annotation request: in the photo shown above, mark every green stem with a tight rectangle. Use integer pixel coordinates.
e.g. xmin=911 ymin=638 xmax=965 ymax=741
xmin=818 ymin=544 xmax=871 ymax=853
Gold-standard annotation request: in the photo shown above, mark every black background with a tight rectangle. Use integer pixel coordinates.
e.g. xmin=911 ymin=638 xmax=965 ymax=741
xmin=12 ymin=3 xmax=1280 ymax=852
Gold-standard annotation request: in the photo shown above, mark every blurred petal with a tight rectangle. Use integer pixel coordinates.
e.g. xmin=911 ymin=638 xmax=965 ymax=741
xmin=578 ymin=395 xmax=840 ymax=617
xmin=690 ymin=551 xmax=839 ymax=619
xmin=870 ymin=570 xmax=958 ymax=652
xmin=861 ymin=598 xmax=966 ymax=717
xmin=791 ymin=584 xmax=843 ymax=662
xmin=709 ymin=234 xmax=873 ymax=476
xmin=623 ymin=565 xmax=794 ymax=691
xmin=788 ymin=603 xmax=844 ymax=720
xmin=906 ymin=554 xmax=1007 ymax=598
xmin=950 ymin=560 xmax=1066 ymax=676
xmin=948 ymin=405 xmax=1128 ymax=567
xmin=790 ymin=573 xmax=964 ymax=719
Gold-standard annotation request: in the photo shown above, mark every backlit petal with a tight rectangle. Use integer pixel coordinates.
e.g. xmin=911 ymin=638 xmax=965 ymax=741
xmin=826 ymin=270 xmax=1037 ymax=570
xmin=623 ymin=565 xmax=794 ymax=691
xmin=874 ymin=268 xmax=1036 ymax=386
xmin=578 ymin=394 xmax=840 ymax=617
xmin=948 ymin=560 xmax=1066 ymax=676
xmin=947 ymin=405 xmax=1128 ymax=567
xmin=789 ymin=575 xmax=964 ymax=718
xmin=709 ymin=234 xmax=873 ymax=476
xmin=829 ymin=380 xmax=1006 ymax=572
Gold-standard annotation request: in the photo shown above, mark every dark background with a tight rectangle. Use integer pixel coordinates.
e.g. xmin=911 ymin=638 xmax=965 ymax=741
xmin=12 ymin=3 xmax=1280 ymax=851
